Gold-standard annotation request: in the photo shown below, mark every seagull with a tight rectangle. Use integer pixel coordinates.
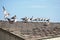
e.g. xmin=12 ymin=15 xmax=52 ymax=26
xmin=6 ymin=15 xmax=17 ymax=24
xmin=21 ymin=17 xmax=29 ymax=23
xmin=3 ymin=6 xmax=10 ymax=18
xmin=11 ymin=15 xmax=17 ymax=22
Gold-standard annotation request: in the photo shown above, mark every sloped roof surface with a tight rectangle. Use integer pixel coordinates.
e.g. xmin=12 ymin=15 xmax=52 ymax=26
xmin=0 ymin=20 xmax=60 ymax=40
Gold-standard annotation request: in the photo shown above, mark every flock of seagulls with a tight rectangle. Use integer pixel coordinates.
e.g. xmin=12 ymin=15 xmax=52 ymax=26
xmin=21 ymin=16 xmax=50 ymax=22
xmin=2 ymin=6 xmax=50 ymax=24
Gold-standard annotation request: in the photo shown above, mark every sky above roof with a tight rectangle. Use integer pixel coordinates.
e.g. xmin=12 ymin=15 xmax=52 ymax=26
xmin=0 ymin=0 xmax=60 ymax=22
